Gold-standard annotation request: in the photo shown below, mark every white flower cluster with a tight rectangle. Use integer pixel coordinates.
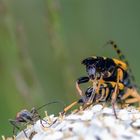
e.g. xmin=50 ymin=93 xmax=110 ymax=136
xmin=16 ymin=105 xmax=140 ymax=140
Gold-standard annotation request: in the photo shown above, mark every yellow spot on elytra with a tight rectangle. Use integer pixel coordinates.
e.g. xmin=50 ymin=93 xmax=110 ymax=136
xmin=113 ymin=58 xmax=127 ymax=70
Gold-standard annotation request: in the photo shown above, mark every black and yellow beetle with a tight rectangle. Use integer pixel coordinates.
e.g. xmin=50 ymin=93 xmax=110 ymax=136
xmin=63 ymin=41 xmax=139 ymax=118
xmin=76 ymin=41 xmax=137 ymax=108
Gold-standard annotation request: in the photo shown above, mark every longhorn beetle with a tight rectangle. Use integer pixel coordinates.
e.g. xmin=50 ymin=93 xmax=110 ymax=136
xmin=9 ymin=101 xmax=65 ymax=137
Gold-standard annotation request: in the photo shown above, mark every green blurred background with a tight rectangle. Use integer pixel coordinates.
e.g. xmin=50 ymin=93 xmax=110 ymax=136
xmin=0 ymin=0 xmax=140 ymax=136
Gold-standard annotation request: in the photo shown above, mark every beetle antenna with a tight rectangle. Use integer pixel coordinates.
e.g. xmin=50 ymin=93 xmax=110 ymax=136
xmin=36 ymin=100 xmax=66 ymax=111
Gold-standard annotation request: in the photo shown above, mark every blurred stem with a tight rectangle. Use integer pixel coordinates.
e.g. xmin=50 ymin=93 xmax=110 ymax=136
xmin=45 ymin=0 xmax=76 ymax=101
xmin=45 ymin=0 xmax=66 ymax=59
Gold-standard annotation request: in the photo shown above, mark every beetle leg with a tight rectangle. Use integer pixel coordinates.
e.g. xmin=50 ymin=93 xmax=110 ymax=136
xmin=86 ymin=76 xmax=103 ymax=104
xmin=111 ymin=68 xmax=123 ymax=118
xmin=9 ymin=120 xmax=20 ymax=135
xmin=95 ymin=75 xmax=104 ymax=94
xmin=38 ymin=116 xmax=46 ymax=127
xmin=62 ymin=101 xmax=78 ymax=114
xmin=86 ymin=80 xmax=97 ymax=104
xmin=9 ymin=119 xmax=28 ymax=137
xmin=121 ymin=88 xmax=140 ymax=104
xmin=76 ymin=77 xmax=89 ymax=96
xmin=87 ymin=92 xmax=96 ymax=104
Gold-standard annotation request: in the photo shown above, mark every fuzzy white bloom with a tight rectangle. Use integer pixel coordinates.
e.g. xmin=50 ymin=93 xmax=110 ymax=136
xmin=15 ymin=105 xmax=140 ymax=140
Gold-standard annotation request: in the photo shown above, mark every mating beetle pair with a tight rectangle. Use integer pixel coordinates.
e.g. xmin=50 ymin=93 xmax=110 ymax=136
xmin=64 ymin=41 xmax=140 ymax=118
